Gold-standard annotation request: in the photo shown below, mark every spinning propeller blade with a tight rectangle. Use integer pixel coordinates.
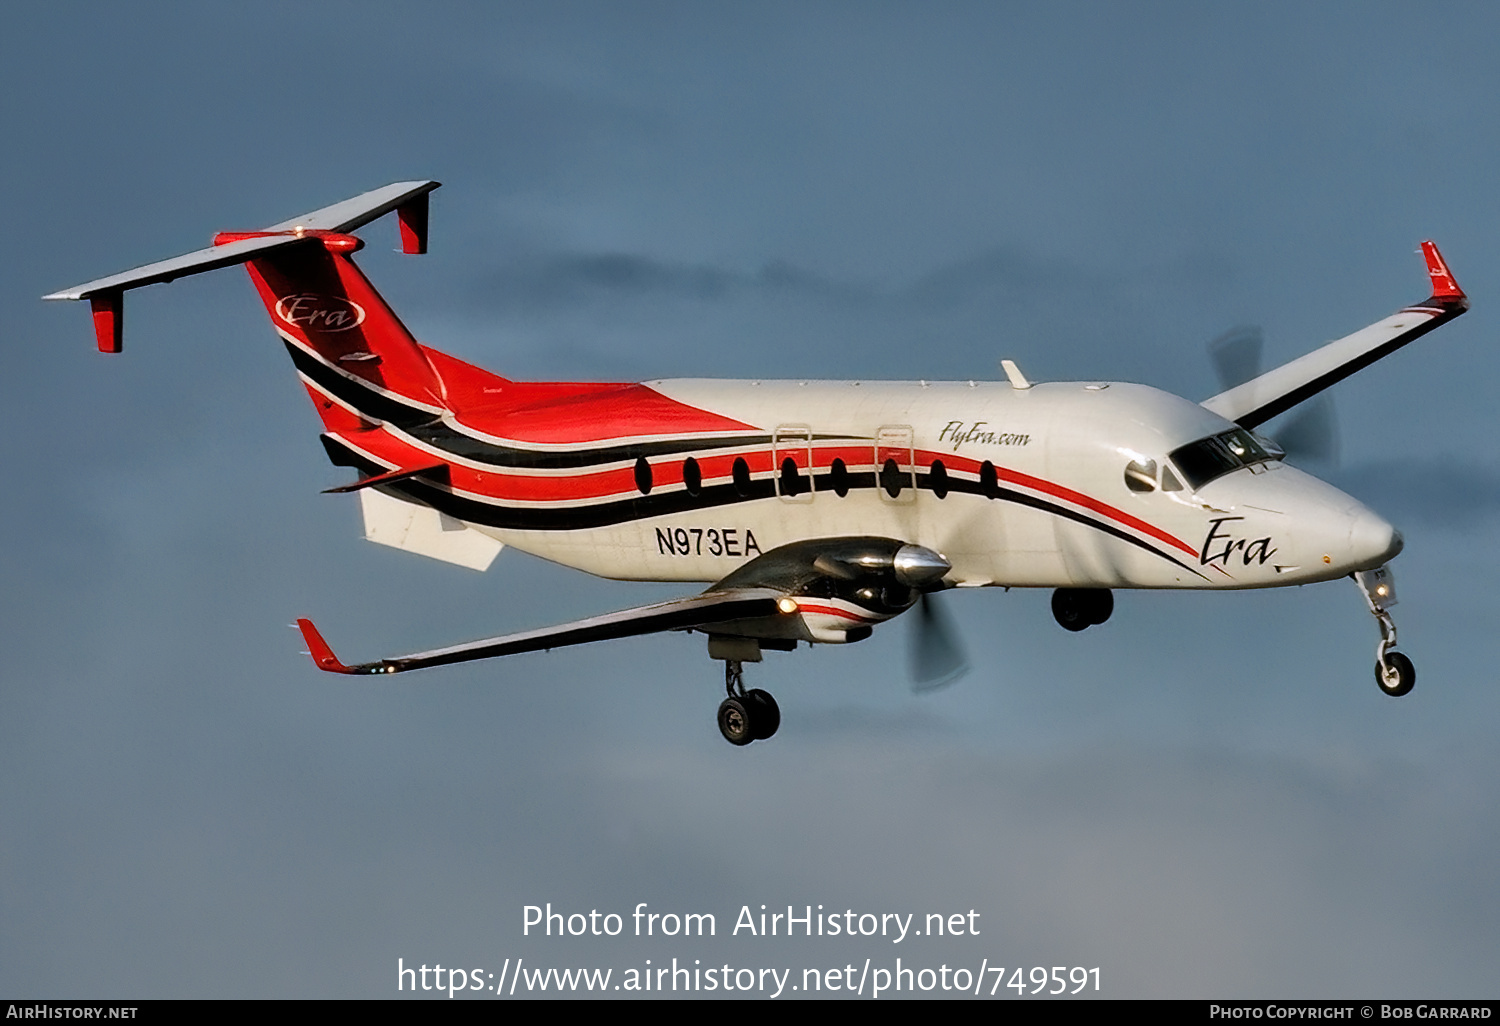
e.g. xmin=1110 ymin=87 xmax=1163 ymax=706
xmin=1272 ymin=397 xmax=1340 ymax=466
xmin=909 ymin=591 xmax=969 ymax=692
xmin=1207 ymin=325 xmax=1338 ymax=465
xmin=1209 ymin=326 xmax=1265 ymax=393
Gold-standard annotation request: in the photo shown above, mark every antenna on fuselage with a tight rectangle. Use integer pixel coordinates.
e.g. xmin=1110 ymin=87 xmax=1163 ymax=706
xmin=1000 ymin=360 xmax=1032 ymax=390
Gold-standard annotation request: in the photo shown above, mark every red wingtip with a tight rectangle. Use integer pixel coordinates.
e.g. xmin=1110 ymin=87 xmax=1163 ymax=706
xmin=297 ymin=618 xmax=354 ymax=674
xmin=1420 ymin=240 xmax=1465 ymax=300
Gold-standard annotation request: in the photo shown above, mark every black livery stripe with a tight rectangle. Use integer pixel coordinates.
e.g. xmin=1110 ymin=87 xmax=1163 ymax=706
xmin=325 ymin=438 xmax=1202 ymax=577
xmin=295 ymin=343 xmax=1200 ymax=574
xmin=329 ymin=436 xmax=776 ymax=529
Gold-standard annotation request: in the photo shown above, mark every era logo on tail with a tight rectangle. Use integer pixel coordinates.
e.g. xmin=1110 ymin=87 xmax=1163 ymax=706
xmin=275 ymin=293 xmax=366 ymax=332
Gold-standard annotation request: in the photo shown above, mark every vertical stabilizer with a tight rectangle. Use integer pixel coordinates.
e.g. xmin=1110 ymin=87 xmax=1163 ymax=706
xmin=246 ymin=243 xmax=447 ymax=413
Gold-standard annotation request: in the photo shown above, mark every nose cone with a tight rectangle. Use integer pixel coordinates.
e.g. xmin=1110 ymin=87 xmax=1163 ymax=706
xmin=1349 ymin=510 xmax=1403 ymax=569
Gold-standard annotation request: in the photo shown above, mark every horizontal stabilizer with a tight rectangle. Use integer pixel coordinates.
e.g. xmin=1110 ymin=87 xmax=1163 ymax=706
xmin=265 ymin=181 xmax=437 ymax=238
xmin=43 ymin=233 xmax=317 ymax=302
xmin=1201 ymin=241 xmax=1468 ymax=428
xmin=322 ymin=463 xmax=449 ymax=494
xmin=44 ymin=181 xmax=439 ymax=351
xmin=298 ymin=588 xmax=786 ymax=675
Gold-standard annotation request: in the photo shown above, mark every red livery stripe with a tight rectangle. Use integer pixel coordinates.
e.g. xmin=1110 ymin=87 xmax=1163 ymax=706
xmin=919 ymin=450 xmax=1197 ymax=557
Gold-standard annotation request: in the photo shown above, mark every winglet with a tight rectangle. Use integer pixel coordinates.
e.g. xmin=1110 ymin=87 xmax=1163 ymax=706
xmin=1421 ymin=240 xmax=1465 ymax=302
xmin=297 ymin=618 xmax=356 ymax=674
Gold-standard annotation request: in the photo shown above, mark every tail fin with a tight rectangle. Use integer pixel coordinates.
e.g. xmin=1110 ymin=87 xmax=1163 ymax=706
xmin=245 ymin=241 xmax=447 ymax=413
xmin=43 ymin=180 xmax=507 ymax=572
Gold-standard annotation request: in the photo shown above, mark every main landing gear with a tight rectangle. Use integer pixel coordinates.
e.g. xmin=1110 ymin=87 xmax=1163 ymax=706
xmin=1052 ymin=588 xmax=1113 ymax=632
xmin=1355 ymin=566 xmax=1414 ymax=697
xmin=717 ymin=659 xmax=780 ymax=746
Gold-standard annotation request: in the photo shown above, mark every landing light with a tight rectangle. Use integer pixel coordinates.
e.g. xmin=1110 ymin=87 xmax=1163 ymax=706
xmin=777 ymin=598 xmax=799 ymax=614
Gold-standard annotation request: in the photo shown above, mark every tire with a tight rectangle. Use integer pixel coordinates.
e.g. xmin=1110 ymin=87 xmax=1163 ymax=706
xmin=1051 ymin=589 xmax=1091 ymax=632
xmin=1375 ymin=652 xmax=1415 ymax=697
xmin=746 ymin=689 xmax=780 ymax=740
xmin=717 ymin=697 xmax=756 ymax=745
xmin=1088 ymin=589 xmax=1114 ymax=625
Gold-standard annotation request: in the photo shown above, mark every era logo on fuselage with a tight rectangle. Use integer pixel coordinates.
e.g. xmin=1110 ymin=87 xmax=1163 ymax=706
xmin=275 ymin=294 xmax=366 ymax=333
xmin=1200 ymin=516 xmax=1277 ymax=567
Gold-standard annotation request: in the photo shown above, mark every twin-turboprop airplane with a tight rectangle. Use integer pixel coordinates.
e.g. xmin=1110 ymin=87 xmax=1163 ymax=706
xmin=46 ymin=182 xmax=1469 ymax=745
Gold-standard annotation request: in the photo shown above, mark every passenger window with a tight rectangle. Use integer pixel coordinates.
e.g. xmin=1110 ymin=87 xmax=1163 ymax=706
xmin=779 ymin=456 xmax=804 ymax=497
xmin=879 ymin=458 xmax=903 ymax=498
xmin=929 ymin=460 xmax=949 ymax=499
xmin=1124 ymin=458 xmax=1157 ymax=493
xmin=980 ymin=460 xmax=998 ymax=498
xmin=829 ymin=458 xmax=850 ymax=498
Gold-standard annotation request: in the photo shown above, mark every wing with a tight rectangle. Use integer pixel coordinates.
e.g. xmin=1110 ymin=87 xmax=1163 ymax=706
xmin=295 ymin=537 xmax=957 ymax=677
xmin=1200 ymin=241 xmax=1468 ymax=429
xmin=297 ymin=588 xmax=786 ymax=675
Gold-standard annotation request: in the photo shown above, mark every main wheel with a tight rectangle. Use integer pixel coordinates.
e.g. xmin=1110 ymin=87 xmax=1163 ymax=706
xmin=746 ymin=688 xmax=780 ymax=740
xmin=1087 ymin=589 xmax=1114 ymax=625
xmin=717 ymin=696 xmax=756 ymax=745
xmin=1375 ymin=652 xmax=1415 ymax=697
xmin=1051 ymin=589 xmax=1091 ymax=632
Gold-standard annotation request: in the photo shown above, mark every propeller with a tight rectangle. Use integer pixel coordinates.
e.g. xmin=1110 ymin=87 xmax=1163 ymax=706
xmin=908 ymin=590 xmax=969 ymax=692
xmin=1208 ymin=326 xmax=1339 ymax=466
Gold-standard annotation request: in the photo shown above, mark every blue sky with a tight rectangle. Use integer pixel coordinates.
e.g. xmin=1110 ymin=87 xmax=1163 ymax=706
xmin=4 ymin=2 xmax=1499 ymax=997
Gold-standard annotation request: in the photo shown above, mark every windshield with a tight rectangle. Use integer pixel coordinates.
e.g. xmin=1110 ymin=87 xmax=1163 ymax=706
xmin=1168 ymin=429 xmax=1283 ymax=489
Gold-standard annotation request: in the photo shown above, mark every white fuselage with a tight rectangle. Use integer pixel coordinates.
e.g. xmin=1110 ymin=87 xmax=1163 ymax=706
xmin=470 ymin=378 xmax=1401 ymax=591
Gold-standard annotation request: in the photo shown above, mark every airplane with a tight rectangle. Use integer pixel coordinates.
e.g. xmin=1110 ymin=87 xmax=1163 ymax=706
xmin=45 ymin=181 xmax=1468 ymax=745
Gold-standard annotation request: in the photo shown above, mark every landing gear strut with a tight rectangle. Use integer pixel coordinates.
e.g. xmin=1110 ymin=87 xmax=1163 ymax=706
xmin=1355 ymin=566 xmax=1414 ymax=697
xmin=1052 ymin=588 xmax=1113 ymax=632
xmin=717 ymin=659 xmax=780 ymax=745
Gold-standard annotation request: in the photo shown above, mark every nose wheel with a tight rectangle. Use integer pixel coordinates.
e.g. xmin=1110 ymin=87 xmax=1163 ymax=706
xmin=1375 ymin=650 xmax=1415 ymax=697
xmin=1355 ymin=567 xmax=1414 ymax=697
xmin=717 ymin=660 xmax=780 ymax=745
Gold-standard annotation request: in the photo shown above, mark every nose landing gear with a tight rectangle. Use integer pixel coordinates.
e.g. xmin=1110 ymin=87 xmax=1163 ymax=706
xmin=717 ymin=659 xmax=781 ymax=745
xmin=1355 ymin=566 xmax=1414 ymax=697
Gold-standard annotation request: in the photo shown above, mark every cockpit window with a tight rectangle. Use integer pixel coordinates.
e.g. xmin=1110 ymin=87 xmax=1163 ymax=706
xmin=1124 ymin=458 xmax=1157 ymax=492
xmin=1168 ymin=428 xmax=1283 ymax=490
